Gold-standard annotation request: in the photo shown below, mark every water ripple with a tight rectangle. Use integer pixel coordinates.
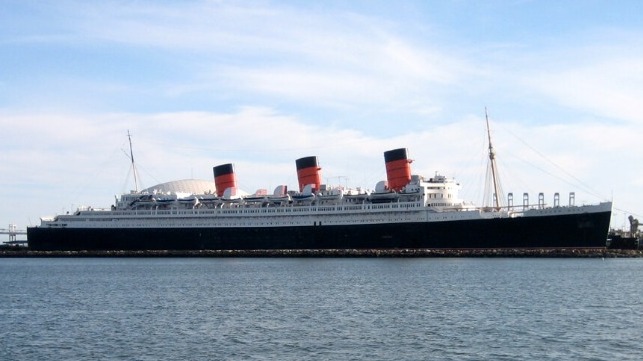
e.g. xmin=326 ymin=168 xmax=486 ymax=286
xmin=1 ymin=258 xmax=642 ymax=360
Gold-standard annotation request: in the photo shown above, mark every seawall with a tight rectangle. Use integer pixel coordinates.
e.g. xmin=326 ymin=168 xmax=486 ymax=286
xmin=1 ymin=248 xmax=642 ymax=258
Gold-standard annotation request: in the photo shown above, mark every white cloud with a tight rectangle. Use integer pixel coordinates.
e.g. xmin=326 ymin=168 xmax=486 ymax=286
xmin=510 ymin=36 xmax=643 ymax=124
xmin=47 ymin=2 xmax=473 ymax=113
xmin=525 ymin=60 xmax=643 ymax=123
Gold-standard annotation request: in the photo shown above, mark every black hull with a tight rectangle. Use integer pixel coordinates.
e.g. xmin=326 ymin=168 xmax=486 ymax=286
xmin=27 ymin=211 xmax=611 ymax=251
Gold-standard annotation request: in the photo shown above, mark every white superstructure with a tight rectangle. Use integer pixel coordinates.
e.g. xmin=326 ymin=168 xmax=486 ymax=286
xmin=40 ymin=172 xmax=610 ymax=230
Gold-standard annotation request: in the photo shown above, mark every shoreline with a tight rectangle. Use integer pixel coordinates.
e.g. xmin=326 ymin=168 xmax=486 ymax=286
xmin=1 ymin=248 xmax=642 ymax=258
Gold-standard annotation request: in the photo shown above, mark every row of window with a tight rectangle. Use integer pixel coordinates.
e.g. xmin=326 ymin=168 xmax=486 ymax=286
xmin=98 ymin=217 xmax=423 ymax=228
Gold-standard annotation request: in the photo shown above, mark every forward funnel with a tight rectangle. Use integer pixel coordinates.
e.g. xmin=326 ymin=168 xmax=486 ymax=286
xmin=213 ymin=163 xmax=237 ymax=197
xmin=295 ymin=156 xmax=322 ymax=192
xmin=383 ymin=148 xmax=412 ymax=192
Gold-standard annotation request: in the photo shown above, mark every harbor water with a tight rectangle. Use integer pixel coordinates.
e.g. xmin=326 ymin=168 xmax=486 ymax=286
xmin=1 ymin=257 xmax=642 ymax=360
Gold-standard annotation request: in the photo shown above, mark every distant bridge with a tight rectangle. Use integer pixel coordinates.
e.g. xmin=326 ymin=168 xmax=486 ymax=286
xmin=0 ymin=224 xmax=27 ymax=245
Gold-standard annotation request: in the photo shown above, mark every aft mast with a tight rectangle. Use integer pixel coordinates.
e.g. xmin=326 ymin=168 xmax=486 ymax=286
xmin=484 ymin=109 xmax=504 ymax=210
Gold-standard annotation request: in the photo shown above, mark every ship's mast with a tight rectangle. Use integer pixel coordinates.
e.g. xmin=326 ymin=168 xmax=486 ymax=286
xmin=485 ymin=108 xmax=503 ymax=210
xmin=128 ymin=130 xmax=140 ymax=193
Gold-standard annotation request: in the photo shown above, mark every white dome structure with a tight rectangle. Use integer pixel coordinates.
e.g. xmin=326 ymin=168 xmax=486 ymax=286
xmin=142 ymin=179 xmax=216 ymax=195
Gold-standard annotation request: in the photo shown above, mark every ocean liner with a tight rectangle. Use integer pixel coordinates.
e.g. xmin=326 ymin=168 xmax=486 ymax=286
xmin=27 ymin=121 xmax=612 ymax=251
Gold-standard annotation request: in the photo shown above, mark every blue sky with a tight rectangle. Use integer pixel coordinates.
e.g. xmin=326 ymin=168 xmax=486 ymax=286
xmin=1 ymin=0 xmax=642 ymax=232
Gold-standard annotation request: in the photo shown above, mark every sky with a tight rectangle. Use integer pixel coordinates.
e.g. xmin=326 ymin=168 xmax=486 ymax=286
xmin=1 ymin=0 xmax=642 ymax=234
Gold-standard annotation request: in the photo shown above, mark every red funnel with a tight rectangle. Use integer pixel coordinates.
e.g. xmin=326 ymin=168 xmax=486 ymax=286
xmin=383 ymin=148 xmax=412 ymax=192
xmin=295 ymin=156 xmax=321 ymax=192
xmin=213 ymin=163 xmax=237 ymax=197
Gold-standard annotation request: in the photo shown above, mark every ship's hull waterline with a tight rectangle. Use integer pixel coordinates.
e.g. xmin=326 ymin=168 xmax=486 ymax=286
xmin=27 ymin=209 xmax=611 ymax=251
